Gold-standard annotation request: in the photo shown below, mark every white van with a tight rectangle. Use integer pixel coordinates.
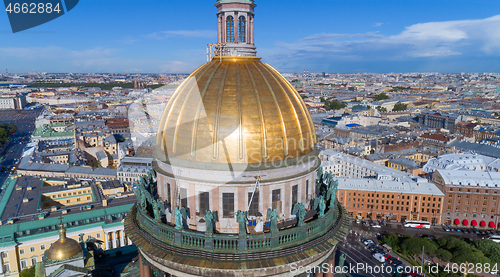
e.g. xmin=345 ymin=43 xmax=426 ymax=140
xmin=372 ymin=253 xmax=386 ymax=263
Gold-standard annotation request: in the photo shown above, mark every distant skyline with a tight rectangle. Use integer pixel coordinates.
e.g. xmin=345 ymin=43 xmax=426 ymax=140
xmin=2 ymin=0 xmax=500 ymax=74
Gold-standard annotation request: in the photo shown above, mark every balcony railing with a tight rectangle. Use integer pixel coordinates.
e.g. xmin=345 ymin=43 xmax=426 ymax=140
xmin=130 ymin=201 xmax=345 ymax=256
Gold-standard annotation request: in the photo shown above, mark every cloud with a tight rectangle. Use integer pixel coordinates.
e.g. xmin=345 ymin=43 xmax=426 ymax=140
xmin=373 ymin=22 xmax=383 ymax=27
xmin=146 ymin=30 xmax=216 ymax=39
xmin=265 ymin=14 xmax=500 ymax=71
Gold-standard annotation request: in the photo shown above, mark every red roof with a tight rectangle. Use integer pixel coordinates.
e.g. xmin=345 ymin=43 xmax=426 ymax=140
xmin=480 ymin=221 xmax=486 ymax=227
xmin=105 ymin=118 xmax=129 ymax=127
xmin=489 ymin=221 xmax=495 ymax=228
xmin=419 ymin=133 xmax=450 ymax=142
xmin=454 ymin=218 xmax=460 ymax=225
xmin=462 ymin=219 xmax=469 ymax=226
xmin=472 ymin=220 xmax=478 ymax=226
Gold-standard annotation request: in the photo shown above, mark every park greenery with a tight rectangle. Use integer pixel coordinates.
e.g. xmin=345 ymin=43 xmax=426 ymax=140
xmin=320 ymin=96 xmax=336 ymax=102
xmin=388 ymin=86 xmax=412 ymax=92
xmin=381 ymin=234 xmax=500 ymax=270
xmin=376 ymin=106 xmax=388 ymax=113
xmin=323 ymin=99 xmax=347 ymax=110
xmin=392 ymin=102 xmax=408 ymax=112
xmin=0 ymin=122 xmax=17 ymax=145
xmin=373 ymin=92 xmax=390 ymax=101
xmin=20 ymin=266 xmax=35 ymax=277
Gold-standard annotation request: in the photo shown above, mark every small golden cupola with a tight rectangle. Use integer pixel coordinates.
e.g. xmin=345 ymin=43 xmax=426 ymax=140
xmin=45 ymin=218 xmax=82 ymax=261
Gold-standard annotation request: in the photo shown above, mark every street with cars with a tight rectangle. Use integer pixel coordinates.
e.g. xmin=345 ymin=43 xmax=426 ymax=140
xmin=0 ymin=108 xmax=40 ymax=186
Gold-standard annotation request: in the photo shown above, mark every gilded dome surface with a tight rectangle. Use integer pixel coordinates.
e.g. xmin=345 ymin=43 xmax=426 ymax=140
xmin=45 ymin=227 xmax=82 ymax=261
xmin=156 ymin=56 xmax=316 ymax=166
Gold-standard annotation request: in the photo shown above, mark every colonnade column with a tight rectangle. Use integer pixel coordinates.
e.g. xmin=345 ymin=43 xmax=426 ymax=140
xmin=112 ymin=231 xmax=117 ymax=248
xmin=233 ymin=12 xmax=238 ymax=43
xmin=121 ymin=231 xmax=126 ymax=246
xmin=104 ymin=232 xmax=109 ymax=250
xmin=0 ymin=253 xmax=4 ymax=274
xmin=140 ymin=256 xmax=152 ymax=277
xmin=324 ymin=257 xmax=335 ymax=277
xmin=251 ymin=16 xmax=254 ymax=44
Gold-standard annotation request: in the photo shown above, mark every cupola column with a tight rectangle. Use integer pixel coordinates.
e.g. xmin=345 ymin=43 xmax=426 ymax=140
xmin=233 ymin=11 xmax=238 ymax=43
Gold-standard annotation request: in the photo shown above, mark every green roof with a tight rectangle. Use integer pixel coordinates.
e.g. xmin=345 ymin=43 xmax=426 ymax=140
xmin=0 ymin=203 xmax=133 ymax=246
xmin=33 ymin=124 xmax=74 ymax=138
xmin=0 ymin=175 xmax=133 ymax=246
xmin=0 ymin=176 xmax=19 ymax=220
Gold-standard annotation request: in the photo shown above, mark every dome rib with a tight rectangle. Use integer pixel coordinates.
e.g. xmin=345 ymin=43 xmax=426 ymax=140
xmin=260 ymin=63 xmax=303 ymax=153
xmin=264 ymin=63 xmax=316 ymax=148
xmin=251 ymin=62 xmax=288 ymax=157
xmin=244 ymin=62 xmax=267 ymax=160
xmin=236 ymin=63 xmax=244 ymax=161
xmin=190 ymin=62 xmax=223 ymax=159
xmin=212 ymin=63 xmax=230 ymax=160
xmin=172 ymin=70 xmax=204 ymax=156
xmin=157 ymin=62 xmax=211 ymax=153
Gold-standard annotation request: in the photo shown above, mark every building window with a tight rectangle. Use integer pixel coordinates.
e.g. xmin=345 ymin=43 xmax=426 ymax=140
xmin=222 ymin=193 xmax=234 ymax=218
xmin=20 ymin=260 xmax=27 ymax=270
xmin=248 ymin=191 xmax=259 ymax=216
xmin=19 ymin=249 xmax=24 ymax=255
xmin=30 ymin=257 xmax=37 ymax=266
xmin=1 ymin=252 xmax=7 ymax=258
xmin=306 ymin=180 xmax=309 ymax=199
xmin=96 ymin=233 xmax=101 ymax=238
xmin=30 ymin=247 xmax=35 ymax=253
xmin=166 ymin=183 xmax=171 ymax=204
xmin=180 ymin=188 xmax=188 ymax=209
xmin=292 ymin=185 xmax=298 ymax=207
xmin=272 ymin=189 xmax=281 ymax=211
xmin=199 ymin=192 xmax=210 ymax=216
xmin=238 ymin=16 xmax=246 ymax=42
xmin=3 ymin=263 xmax=9 ymax=272
xmin=226 ymin=16 xmax=234 ymax=42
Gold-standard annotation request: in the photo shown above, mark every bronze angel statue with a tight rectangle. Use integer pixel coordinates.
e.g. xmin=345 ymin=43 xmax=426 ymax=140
xmin=314 ymin=195 xmax=326 ymax=218
xmin=292 ymin=202 xmax=306 ymax=226
xmin=236 ymin=210 xmax=248 ymax=235
xmin=174 ymin=206 xmax=187 ymax=230
xmin=266 ymin=208 xmax=279 ymax=233
xmin=204 ymin=210 xmax=217 ymax=234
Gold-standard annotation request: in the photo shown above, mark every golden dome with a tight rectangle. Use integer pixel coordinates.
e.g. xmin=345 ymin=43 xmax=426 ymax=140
xmin=45 ymin=223 xmax=82 ymax=261
xmin=156 ymin=56 xmax=316 ymax=167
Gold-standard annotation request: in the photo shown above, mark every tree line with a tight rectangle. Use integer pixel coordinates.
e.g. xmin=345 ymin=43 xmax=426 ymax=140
xmin=0 ymin=122 xmax=17 ymax=145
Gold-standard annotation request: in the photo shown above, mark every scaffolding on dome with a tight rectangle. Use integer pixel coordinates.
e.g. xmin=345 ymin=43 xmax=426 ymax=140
xmin=206 ymin=43 xmax=226 ymax=61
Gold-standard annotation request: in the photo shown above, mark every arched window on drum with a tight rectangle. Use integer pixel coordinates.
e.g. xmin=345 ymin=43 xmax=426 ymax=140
xmin=238 ymin=16 xmax=246 ymax=43
xmin=226 ymin=16 xmax=234 ymax=42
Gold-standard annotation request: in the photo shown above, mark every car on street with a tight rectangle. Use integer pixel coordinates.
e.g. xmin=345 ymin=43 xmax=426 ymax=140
xmin=392 ymin=260 xmax=403 ymax=267
xmin=363 ymin=240 xmax=373 ymax=246
xmin=372 ymin=225 xmax=381 ymax=228
xmin=372 ymin=253 xmax=385 ymax=263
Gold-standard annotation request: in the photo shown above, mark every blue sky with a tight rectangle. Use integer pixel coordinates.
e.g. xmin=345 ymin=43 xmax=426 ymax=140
xmin=2 ymin=0 xmax=500 ymax=73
